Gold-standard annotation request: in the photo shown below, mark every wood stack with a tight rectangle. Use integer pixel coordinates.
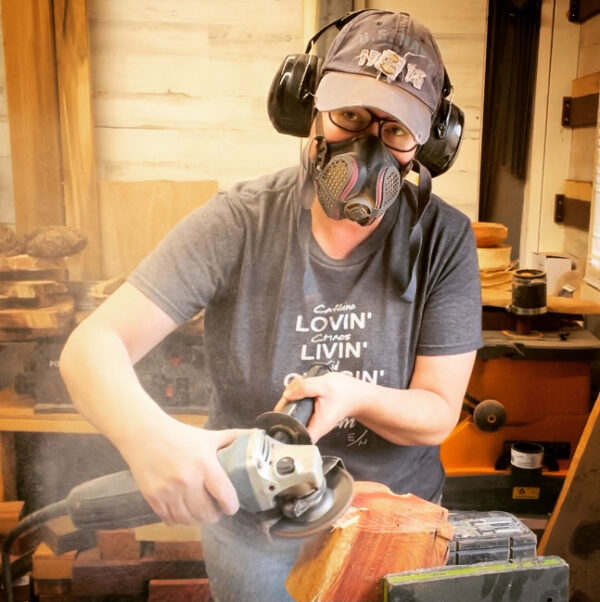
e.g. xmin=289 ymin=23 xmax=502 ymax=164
xmin=0 ymin=255 xmax=74 ymax=341
xmin=471 ymin=222 xmax=513 ymax=293
xmin=30 ymin=522 xmax=212 ymax=601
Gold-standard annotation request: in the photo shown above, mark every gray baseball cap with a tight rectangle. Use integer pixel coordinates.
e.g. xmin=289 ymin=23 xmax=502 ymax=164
xmin=314 ymin=10 xmax=445 ymax=144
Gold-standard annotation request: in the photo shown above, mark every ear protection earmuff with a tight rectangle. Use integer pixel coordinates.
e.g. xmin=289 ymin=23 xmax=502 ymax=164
xmin=267 ymin=10 xmax=464 ymax=177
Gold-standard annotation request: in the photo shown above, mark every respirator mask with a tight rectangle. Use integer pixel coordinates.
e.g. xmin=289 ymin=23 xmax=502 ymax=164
xmin=309 ymin=134 xmax=408 ymax=226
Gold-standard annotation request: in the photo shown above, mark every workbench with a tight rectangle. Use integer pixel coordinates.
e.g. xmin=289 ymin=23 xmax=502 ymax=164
xmin=0 ymin=387 xmax=207 ymax=502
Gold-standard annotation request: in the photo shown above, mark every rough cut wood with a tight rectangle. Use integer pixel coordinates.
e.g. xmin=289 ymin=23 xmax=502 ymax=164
xmin=148 ymin=578 xmax=212 ymax=602
xmin=286 ymin=482 xmax=453 ymax=602
xmin=539 ymin=395 xmax=600 ymax=600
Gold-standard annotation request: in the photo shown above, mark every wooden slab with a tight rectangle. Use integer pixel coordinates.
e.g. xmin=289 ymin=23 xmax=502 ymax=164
xmin=0 ymin=280 xmax=68 ymax=300
xmin=0 ymin=255 xmax=68 ymax=283
xmin=0 ymin=255 xmax=66 ymax=272
xmin=286 ymin=482 xmax=453 ymax=602
xmin=0 ymin=297 xmax=74 ymax=335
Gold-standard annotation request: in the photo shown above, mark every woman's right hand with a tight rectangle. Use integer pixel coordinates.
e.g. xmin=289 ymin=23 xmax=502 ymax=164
xmin=120 ymin=417 xmax=246 ymax=525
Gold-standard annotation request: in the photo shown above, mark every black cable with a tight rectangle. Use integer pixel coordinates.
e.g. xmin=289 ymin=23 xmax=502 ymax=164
xmin=1 ymin=500 xmax=69 ymax=602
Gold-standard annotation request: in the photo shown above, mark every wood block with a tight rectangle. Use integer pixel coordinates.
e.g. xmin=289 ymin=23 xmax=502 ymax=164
xmin=286 ymin=482 xmax=453 ymax=602
xmin=148 ymin=578 xmax=212 ymax=602
xmin=97 ymin=528 xmax=141 ymax=561
xmin=0 ymin=500 xmax=24 ymax=534
xmin=152 ymin=540 xmax=204 ymax=561
xmin=134 ymin=522 xmax=202 ymax=542
xmin=32 ymin=542 xmax=75 ymax=580
xmin=140 ymin=555 xmax=206 ymax=582
xmin=71 ymin=547 xmax=142 ymax=596
xmin=41 ymin=515 xmax=96 ymax=556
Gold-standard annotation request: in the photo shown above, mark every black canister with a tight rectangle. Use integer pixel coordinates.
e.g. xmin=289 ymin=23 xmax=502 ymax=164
xmin=510 ymin=268 xmax=547 ymax=315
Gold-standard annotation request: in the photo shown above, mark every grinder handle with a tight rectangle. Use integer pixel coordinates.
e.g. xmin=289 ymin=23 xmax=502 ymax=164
xmin=282 ymin=363 xmax=331 ymax=427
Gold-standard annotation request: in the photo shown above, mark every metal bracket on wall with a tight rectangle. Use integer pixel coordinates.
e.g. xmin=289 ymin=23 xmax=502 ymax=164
xmin=568 ymin=0 xmax=600 ymax=22
xmin=562 ymin=94 xmax=599 ymax=127
xmin=554 ymin=194 xmax=591 ymax=230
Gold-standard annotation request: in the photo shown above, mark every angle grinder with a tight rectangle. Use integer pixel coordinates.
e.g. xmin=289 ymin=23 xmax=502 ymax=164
xmin=1 ymin=363 xmax=353 ymax=600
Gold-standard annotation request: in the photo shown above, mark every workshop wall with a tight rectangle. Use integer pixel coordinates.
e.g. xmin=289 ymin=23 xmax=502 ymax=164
xmin=87 ymin=0 xmax=304 ymax=190
xmin=0 ymin=1 xmax=14 ymax=228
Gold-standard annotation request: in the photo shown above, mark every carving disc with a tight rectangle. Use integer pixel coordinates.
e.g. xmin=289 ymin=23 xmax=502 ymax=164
xmin=270 ymin=465 xmax=354 ymax=538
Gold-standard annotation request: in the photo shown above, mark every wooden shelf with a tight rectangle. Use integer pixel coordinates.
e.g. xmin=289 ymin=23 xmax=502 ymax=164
xmin=0 ymin=388 xmax=207 ymax=434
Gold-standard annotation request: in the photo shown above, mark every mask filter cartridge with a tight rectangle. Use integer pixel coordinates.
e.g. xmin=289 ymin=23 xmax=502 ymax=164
xmin=312 ymin=135 xmax=402 ymax=226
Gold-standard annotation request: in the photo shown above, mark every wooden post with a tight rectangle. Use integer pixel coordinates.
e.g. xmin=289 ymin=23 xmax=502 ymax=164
xmin=539 ymin=396 xmax=600 ymax=599
xmin=53 ymin=0 xmax=102 ymax=279
xmin=1 ymin=0 xmax=64 ymax=233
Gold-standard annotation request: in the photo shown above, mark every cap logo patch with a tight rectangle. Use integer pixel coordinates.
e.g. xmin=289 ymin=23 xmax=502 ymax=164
xmin=357 ymin=49 xmax=427 ymax=90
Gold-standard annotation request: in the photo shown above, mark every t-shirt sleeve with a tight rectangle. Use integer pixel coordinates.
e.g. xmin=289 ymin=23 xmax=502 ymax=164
xmin=416 ymin=214 xmax=483 ymax=355
xmin=127 ymin=193 xmax=245 ymax=323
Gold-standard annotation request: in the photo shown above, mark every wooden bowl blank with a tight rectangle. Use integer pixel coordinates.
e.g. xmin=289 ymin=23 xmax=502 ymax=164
xmin=471 ymin=222 xmax=508 ymax=248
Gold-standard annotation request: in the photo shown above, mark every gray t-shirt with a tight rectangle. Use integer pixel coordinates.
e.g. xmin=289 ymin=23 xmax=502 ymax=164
xmin=128 ymin=165 xmax=482 ymax=501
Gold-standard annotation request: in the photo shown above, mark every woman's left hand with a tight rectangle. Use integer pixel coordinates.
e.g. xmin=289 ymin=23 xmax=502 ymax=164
xmin=274 ymin=371 xmax=367 ymax=442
